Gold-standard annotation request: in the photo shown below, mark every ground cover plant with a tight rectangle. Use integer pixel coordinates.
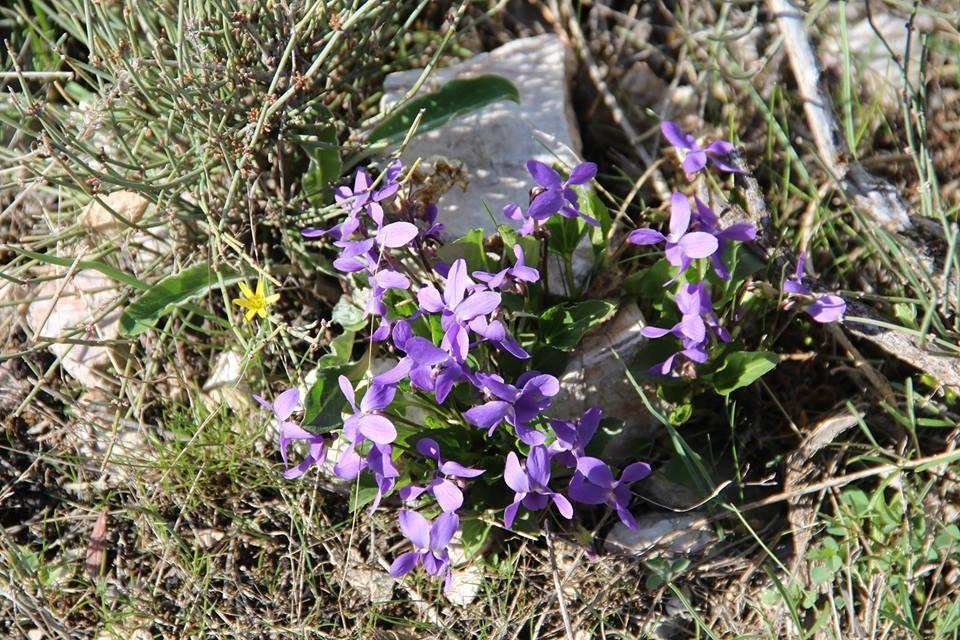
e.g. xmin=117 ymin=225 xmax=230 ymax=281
xmin=2 ymin=1 xmax=959 ymax=638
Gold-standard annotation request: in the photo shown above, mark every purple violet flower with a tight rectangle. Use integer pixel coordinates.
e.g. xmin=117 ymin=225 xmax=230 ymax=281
xmin=660 ymin=121 xmax=742 ymax=179
xmin=627 ymin=192 xmax=720 ymax=282
xmin=400 ymin=338 xmax=471 ymax=404
xmin=649 ymin=343 xmax=709 ymax=378
xmin=331 ymin=237 xmax=376 ymax=273
xmin=465 ymin=372 xmax=560 ymax=445
xmin=420 ymin=203 xmax=444 ymax=240
xmin=525 ymin=159 xmax=600 ymax=226
xmin=337 ymin=162 xmax=401 ymax=221
xmin=503 ymin=446 xmax=573 ymax=529
xmin=253 ymin=388 xmax=326 ymax=480
xmin=301 ymin=161 xmax=403 ymax=239
xmin=334 ymin=377 xmax=401 ymax=510
xmin=568 ymin=457 xmax=652 ymax=529
xmin=338 ymin=376 xmax=398 ymax=445
xmin=467 ymin=315 xmax=530 ymax=360
xmin=374 ymin=220 xmax=419 ymax=249
xmin=641 ymin=283 xmax=730 ymax=345
xmin=783 ymin=252 xmax=846 ymax=323
xmin=548 ymin=407 xmax=602 ymax=468
xmin=690 ymin=197 xmax=757 ymax=280
xmin=365 ymin=443 xmax=400 ymax=511
xmin=400 ymin=438 xmax=485 ymax=512
xmin=389 ymin=510 xmax=459 ymax=592
xmin=301 ymin=210 xmax=361 ymax=241
xmin=417 ymin=259 xmax=502 ymax=361
xmin=503 ymin=202 xmax=536 ymax=237
xmin=502 ymin=160 xmax=600 ymax=234
xmin=330 ymin=212 xmax=415 ymax=271
xmin=473 ymin=244 xmax=540 ymax=291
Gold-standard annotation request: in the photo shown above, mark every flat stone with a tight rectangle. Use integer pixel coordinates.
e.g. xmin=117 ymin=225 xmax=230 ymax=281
xmin=202 ymin=350 xmax=251 ymax=411
xmin=25 ymin=269 xmax=123 ymax=389
xmin=822 ymin=7 xmax=933 ymax=113
xmin=340 ymin=548 xmax=394 ymax=603
xmin=606 ymin=512 xmax=714 ymax=557
xmin=80 ymin=190 xmax=149 ymax=236
xmin=640 ymin=474 xmax=703 ymax=511
xmin=382 ymin=34 xmax=583 ymax=240
xmin=446 ymin=564 xmax=484 ymax=607
xmin=549 ymin=301 xmax=659 ymax=455
xmin=381 ymin=34 xmax=593 ymax=290
xmin=0 ymin=360 xmax=29 ymax=414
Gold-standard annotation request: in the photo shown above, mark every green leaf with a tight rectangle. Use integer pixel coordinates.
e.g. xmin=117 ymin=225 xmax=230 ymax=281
xmin=10 ymin=544 xmax=39 ymax=577
xmin=574 ymin=186 xmax=612 ymax=262
xmin=348 ymin=473 xmax=382 ymax=512
xmin=540 ymin=300 xmax=617 ymax=351
xmin=841 ymin=488 xmax=870 ymax=518
xmin=545 ymin=213 xmax=586 ymax=257
xmin=668 ymin=404 xmax=693 ymax=426
xmin=119 ymin=263 xmax=241 ymax=337
xmin=810 ymin=564 xmax=836 ymax=585
xmin=459 ymin=518 xmax=493 ymax=558
xmin=496 ymin=225 xmax=540 ymax=273
xmin=710 ymin=351 xmax=778 ymax=395
xmin=720 ymin=244 xmax=765 ymax=298
xmin=644 ymin=558 xmax=689 ymax=589
xmin=436 ymin=228 xmax=489 ymax=272
xmin=584 ymin=416 xmax=625 ymax=457
xmin=530 ymin=345 xmax=569 ymax=377
xmin=318 ymin=331 xmax=355 ymax=368
xmin=368 ymin=75 xmax=520 ymax=144
xmin=624 ymin=260 xmax=676 ymax=300
xmin=301 ymin=122 xmax=342 ymax=206
xmin=331 ymin=295 xmax=366 ymax=331
xmin=302 ymin=366 xmax=347 ymax=432
xmin=497 ymin=224 xmax=520 ymax=248
xmin=934 ymin=525 xmax=960 ymax=553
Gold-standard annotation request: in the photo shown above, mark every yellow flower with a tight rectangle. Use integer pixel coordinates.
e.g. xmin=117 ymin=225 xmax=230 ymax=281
xmin=232 ymin=279 xmax=279 ymax=322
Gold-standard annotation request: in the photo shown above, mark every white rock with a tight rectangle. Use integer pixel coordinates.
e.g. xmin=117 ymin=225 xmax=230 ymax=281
xmin=0 ymin=360 xmax=29 ymax=413
xmin=202 ymin=350 xmax=251 ymax=411
xmin=446 ymin=564 xmax=484 ymax=607
xmin=80 ymin=190 xmax=149 ymax=236
xmin=640 ymin=475 xmax=702 ymax=511
xmin=25 ymin=269 xmax=123 ymax=388
xmin=351 ymin=564 xmax=395 ymax=603
xmin=380 ymin=34 xmax=594 ymax=290
xmin=822 ymin=8 xmax=933 ymax=113
xmin=338 ymin=549 xmax=394 ymax=603
xmin=194 ymin=528 xmax=225 ymax=549
xmin=606 ymin=512 xmax=714 ymax=557
xmin=549 ymin=301 xmax=658 ymax=454
xmin=382 ymin=34 xmax=582 ymax=240
xmin=443 ymin=533 xmax=488 ymax=606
